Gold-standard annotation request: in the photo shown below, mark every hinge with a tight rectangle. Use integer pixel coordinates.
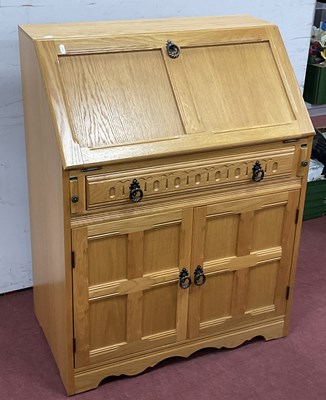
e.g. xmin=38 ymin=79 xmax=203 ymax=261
xmin=73 ymin=338 xmax=76 ymax=353
xmin=283 ymin=138 xmax=299 ymax=143
xmin=286 ymin=286 xmax=290 ymax=300
xmin=71 ymin=251 xmax=75 ymax=269
xmin=80 ymin=166 xmax=103 ymax=172
xmin=295 ymin=209 xmax=300 ymax=224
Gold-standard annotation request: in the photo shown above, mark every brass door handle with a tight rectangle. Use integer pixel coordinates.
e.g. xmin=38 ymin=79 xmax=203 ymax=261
xmin=179 ymin=268 xmax=191 ymax=289
xmin=194 ymin=265 xmax=206 ymax=286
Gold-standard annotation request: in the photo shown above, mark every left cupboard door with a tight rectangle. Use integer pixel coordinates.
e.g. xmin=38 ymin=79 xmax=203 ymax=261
xmin=72 ymin=208 xmax=193 ymax=368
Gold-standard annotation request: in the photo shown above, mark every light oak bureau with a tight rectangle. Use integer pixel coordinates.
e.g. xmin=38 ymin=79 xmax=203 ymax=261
xmin=19 ymin=15 xmax=314 ymax=395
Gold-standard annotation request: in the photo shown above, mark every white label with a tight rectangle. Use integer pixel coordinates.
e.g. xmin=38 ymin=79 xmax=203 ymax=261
xmin=59 ymin=44 xmax=66 ymax=54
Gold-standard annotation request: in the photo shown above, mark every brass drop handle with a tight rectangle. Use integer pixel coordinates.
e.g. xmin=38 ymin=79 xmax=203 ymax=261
xmin=129 ymin=179 xmax=143 ymax=203
xmin=252 ymin=161 xmax=264 ymax=182
xmin=166 ymin=40 xmax=181 ymax=58
xmin=194 ymin=265 xmax=206 ymax=286
xmin=179 ymin=268 xmax=191 ymax=289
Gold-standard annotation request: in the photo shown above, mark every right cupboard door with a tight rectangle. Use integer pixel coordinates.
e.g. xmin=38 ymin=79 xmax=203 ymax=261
xmin=188 ymin=189 xmax=300 ymax=339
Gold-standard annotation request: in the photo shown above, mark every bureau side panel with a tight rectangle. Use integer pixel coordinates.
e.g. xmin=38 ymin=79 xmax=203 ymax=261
xmin=19 ymin=30 xmax=74 ymax=394
xmin=283 ymin=137 xmax=313 ymax=335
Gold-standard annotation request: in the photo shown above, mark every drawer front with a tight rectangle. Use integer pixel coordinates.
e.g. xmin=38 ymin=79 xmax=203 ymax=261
xmin=85 ymin=147 xmax=295 ymax=210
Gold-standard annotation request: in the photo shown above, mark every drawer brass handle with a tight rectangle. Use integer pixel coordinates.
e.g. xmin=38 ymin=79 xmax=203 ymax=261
xmin=166 ymin=40 xmax=180 ymax=58
xmin=252 ymin=161 xmax=264 ymax=182
xmin=179 ymin=268 xmax=191 ymax=289
xmin=194 ymin=265 xmax=206 ymax=286
xmin=129 ymin=179 xmax=143 ymax=203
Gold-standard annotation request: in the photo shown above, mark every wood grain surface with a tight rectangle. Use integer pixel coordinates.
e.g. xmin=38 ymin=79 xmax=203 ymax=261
xmin=59 ymin=51 xmax=184 ymax=147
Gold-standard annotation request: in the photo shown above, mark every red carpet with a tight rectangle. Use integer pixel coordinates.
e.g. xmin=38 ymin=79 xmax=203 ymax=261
xmin=311 ymin=114 xmax=326 ymax=128
xmin=1 ymin=217 xmax=326 ymax=399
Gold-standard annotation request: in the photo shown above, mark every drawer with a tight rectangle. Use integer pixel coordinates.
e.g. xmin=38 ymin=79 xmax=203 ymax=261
xmin=85 ymin=147 xmax=295 ymax=210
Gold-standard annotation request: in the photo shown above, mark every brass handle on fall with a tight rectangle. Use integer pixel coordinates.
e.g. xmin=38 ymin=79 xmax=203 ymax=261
xmin=129 ymin=179 xmax=143 ymax=203
xmin=166 ymin=40 xmax=180 ymax=58
xmin=179 ymin=268 xmax=191 ymax=289
xmin=194 ymin=265 xmax=206 ymax=286
xmin=252 ymin=161 xmax=265 ymax=182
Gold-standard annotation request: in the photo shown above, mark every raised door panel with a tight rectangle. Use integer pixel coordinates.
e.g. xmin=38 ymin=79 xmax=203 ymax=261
xmin=72 ymin=209 xmax=193 ymax=368
xmin=164 ymin=41 xmax=294 ymax=135
xmin=59 ymin=50 xmax=184 ymax=148
xmin=188 ymin=190 xmax=299 ymax=339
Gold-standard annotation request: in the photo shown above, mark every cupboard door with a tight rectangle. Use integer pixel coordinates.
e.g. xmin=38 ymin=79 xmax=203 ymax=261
xmin=72 ymin=209 xmax=193 ymax=368
xmin=188 ymin=190 xmax=299 ymax=339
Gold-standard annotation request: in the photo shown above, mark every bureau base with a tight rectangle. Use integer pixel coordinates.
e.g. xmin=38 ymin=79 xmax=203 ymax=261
xmin=72 ymin=318 xmax=285 ymax=395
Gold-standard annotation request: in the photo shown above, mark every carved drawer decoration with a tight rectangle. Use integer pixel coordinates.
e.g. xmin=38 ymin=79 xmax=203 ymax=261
xmin=86 ymin=147 xmax=295 ymax=209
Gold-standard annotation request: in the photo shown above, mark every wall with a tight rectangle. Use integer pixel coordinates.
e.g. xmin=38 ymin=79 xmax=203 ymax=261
xmin=0 ymin=0 xmax=316 ymax=293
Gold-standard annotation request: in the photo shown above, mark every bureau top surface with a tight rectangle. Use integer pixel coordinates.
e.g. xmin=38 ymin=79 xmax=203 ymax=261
xmin=19 ymin=15 xmax=271 ymax=39
xmin=19 ymin=15 xmax=314 ymax=169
